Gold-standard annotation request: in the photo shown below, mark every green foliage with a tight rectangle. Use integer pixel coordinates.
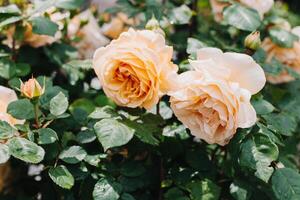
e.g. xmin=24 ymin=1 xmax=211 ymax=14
xmin=30 ymin=17 xmax=59 ymax=36
xmin=0 ymin=0 xmax=300 ymax=200
xmin=223 ymin=4 xmax=261 ymax=31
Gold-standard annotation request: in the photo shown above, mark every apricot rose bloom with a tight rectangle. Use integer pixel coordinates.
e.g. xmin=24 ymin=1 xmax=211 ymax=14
xmin=169 ymin=48 xmax=266 ymax=145
xmin=0 ymin=86 xmax=24 ymax=125
xmin=210 ymin=0 xmax=274 ymax=22
xmin=93 ymin=28 xmax=178 ymax=110
xmin=261 ymin=27 xmax=300 ymax=84
xmin=20 ymin=78 xmax=45 ymax=99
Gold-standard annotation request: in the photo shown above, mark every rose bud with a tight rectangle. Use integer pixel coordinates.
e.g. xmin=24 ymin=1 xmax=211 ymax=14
xmin=145 ymin=16 xmax=165 ymax=36
xmin=244 ymin=31 xmax=261 ymax=51
xmin=20 ymin=78 xmax=45 ymax=99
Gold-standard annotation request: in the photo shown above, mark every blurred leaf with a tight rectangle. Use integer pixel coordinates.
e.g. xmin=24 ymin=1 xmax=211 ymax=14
xmin=271 ymin=168 xmax=300 ymax=200
xmin=164 ymin=187 xmax=189 ymax=200
xmin=0 ymin=120 xmax=16 ymax=139
xmin=239 ymin=134 xmax=279 ymax=182
xmin=230 ymin=180 xmax=252 ymax=200
xmin=0 ymin=144 xmax=10 ymax=164
xmin=252 ymin=98 xmax=275 ymax=115
xmin=94 ymin=119 xmax=134 ymax=151
xmin=186 ymin=179 xmax=221 ymax=200
xmin=89 ymin=106 xmax=117 ymax=119
xmin=223 ymin=4 xmax=261 ymax=31
xmin=49 ymin=165 xmax=74 ymax=189
xmin=0 ymin=58 xmax=16 ymax=79
xmin=93 ymin=178 xmax=120 ymax=200
xmin=8 ymin=137 xmax=45 ymax=163
xmin=62 ymin=59 xmax=92 ymax=85
xmin=59 ymin=145 xmax=87 ymax=164
xmin=37 ymin=128 xmax=58 ymax=144
xmin=263 ymin=113 xmax=297 ymax=136
xmin=76 ymin=129 xmax=96 ymax=144
xmin=50 ymin=92 xmax=69 ymax=116
xmin=7 ymin=99 xmax=35 ymax=120
xmin=0 ymin=4 xmax=21 ymax=15
xmin=187 ymin=37 xmax=207 ymax=56
xmin=30 ymin=17 xmax=58 ymax=36
xmin=269 ymin=28 xmax=299 ymax=48
xmin=169 ymin=5 xmax=193 ymax=25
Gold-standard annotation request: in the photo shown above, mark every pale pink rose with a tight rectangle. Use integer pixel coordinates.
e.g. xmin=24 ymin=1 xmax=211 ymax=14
xmin=210 ymin=0 xmax=274 ymax=21
xmin=0 ymin=86 xmax=24 ymax=125
xmin=169 ymin=48 xmax=266 ymax=145
xmin=93 ymin=28 xmax=178 ymax=110
xmin=68 ymin=10 xmax=109 ymax=59
xmin=261 ymin=26 xmax=300 ymax=84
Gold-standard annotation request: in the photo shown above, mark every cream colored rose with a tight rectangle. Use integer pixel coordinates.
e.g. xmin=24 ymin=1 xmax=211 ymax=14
xmin=93 ymin=28 xmax=178 ymax=110
xmin=210 ymin=0 xmax=274 ymax=21
xmin=68 ymin=10 xmax=110 ymax=59
xmin=261 ymin=26 xmax=300 ymax=84
xmin=169 ymin=48 xmax=266 ymax=145
xmin=0 ymin=86 xmax=24 ymax=125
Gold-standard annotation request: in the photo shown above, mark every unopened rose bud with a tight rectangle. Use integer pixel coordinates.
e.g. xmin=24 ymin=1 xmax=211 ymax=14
xmin=145 ymin=15 xmax=165 ymax=36
xmin=244 ymin=31 xmax=261 ymax=50
xmin=20 ymin=78 xmax=45 ymax=99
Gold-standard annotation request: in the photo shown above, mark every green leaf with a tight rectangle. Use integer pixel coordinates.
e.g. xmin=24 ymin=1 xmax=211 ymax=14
xmin=230 ymin=180 xmax=252 ymax=200
xmin=76 ymin=129 xmax=96 ymax=144
xmin=37 ymin=128 xmax=58 ymax=144
xmin=121 ymin=193 xmax=136 ymax=200
xmin=94 ymin=119 xmax=134 ymax=151
xmin=49 ymin=165 xmax=74 ymax=189
xmin=263 ymin=113 xmax=297 ymax=136
xmin=89 ymin=106 xmax=117 ymax=119
xmin=187 ymin=37 xmax=207 ymax=56
xmin=0 ymin=144 xmax=10 ymax=164
xmin=120 ymin=161 xmax=146 ymax=177
xmin=252 ymin=98 xmax=275 ymax=115
xmin=186 ymin=179 xmax=221 ymax=200
xmin=0 ymin=16 xmax=22 ymax=28
xmin=8 ymin=137 xmax=45 ymax=163
xmin=62 ymin=59 xmax=92 ymax=85
xmin=50 ymin=92 xmax=69 ymax=116
xmin=0 ymin=58 xmax=16 ymax=79
xmin=59 ymin=145 xmax=87 ymax=164
xmin=93 ymin=178 xmax=120 ymax=200
xmin=30 ymin=16 xmax=58 ymax=36
xmin=0 ymin=120 xmax=17 ymax=139
xmin=239 ymin=134 xmax=279 ymax=182
xmin=164 ymin=188 xmax=189 ymax=200
xmin=271 ymin=168 xmax=300 ymax=200
xmin=56 ymin=0 xmax=85 ymax=9
xmin=15 ymin=63 xmax=31 ymax=77
xmin=7 ymin=99 xmax=35 ymax=120
xmin=163 ymin=123 xmax=189 ymax=139
xmin=223 ymin=4 xmax=261 ymax=31
xmin=269 ymin=28 xmax=299 ymax=48
xmin=169 ymin=5 xmax=193 ymax=25
xmin=0 ymin=4 xmax=21 ymax=15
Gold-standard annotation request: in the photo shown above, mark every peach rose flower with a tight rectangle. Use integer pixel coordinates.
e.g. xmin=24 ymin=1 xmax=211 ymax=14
xmin=68 ymin=10 xmax=110 ymax=59
xmin=169 ymin=48 xmax=266 ymax=145
xmin=4 ymin=23 xmax=56 ymax=48
xmin=0 ymin=86 xmax=24 ymax=125
xmin=210 ymin=0 xmax=274 ymax=21
xmin=261 ymin=27 xmax=300 ymax=84
xmin=102 ymin=13 xmax=138 ymax=39
xmin=93 ymin=28 xmax=178 ymax=110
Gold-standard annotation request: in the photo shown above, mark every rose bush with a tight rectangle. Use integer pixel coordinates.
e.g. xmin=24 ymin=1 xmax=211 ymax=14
xmin=0 ymin=0 xmax=300 ymax=200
